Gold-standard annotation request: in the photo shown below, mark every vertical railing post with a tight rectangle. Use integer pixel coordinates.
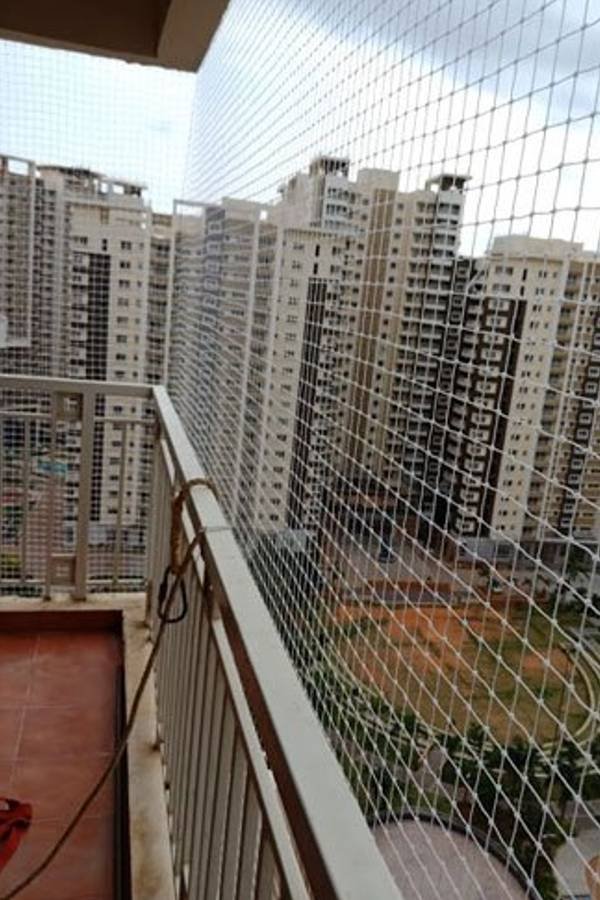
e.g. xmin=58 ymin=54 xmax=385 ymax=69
xmin=43 ymin=391 xmax=59 ymax=601
xmin=145 ymin=413 xmax=163 ymax=623
xmin=112 ymin=422 xmax=128 ymax=590
xmin=20 ymin=420 xmax=31 ymax=589
xmin=74 ymin=389 xmax=96 ymax=600
xmin=0 ymin=417 xmax=5 ymax=590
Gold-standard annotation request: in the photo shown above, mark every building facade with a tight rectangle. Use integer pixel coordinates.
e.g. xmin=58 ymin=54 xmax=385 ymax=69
xmin=8 ymin=151 xmax=599 ymax=577
xmin=168 ymin=158 xmax=469 ymax=561
xmin=0 ymin=154 xmax=169 ymax=558
xmin=445 ymin=236 xmax=600 ymax=561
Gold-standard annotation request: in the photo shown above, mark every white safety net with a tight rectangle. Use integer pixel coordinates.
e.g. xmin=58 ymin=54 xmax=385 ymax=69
xmin=1 ymin=1 xmax=600 ymax=897
xmin=171 ymin=2 xmax=600 ymax=899
xmin=0 ymin=42 xmax=193 ymax=592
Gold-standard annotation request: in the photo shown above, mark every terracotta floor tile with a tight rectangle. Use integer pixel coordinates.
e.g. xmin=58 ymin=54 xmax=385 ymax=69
xmin=36 ymin=632 xmax=120 ymax=668
xmin=19 ymin=704 xmax=115 ymax=761
xmin=0 ymin=629 xmax=120 ymax=899
xmin=11 ymin=756 xmax=114 ymax=822
xmin=0 ymin=655 xmax=34 ymax=707
xmin=28 ymin=660 xmax=117 ymax=708
xmin=0 ymin=816 xmax=114 ymax=899
xmin=0 ymin=634 xmax=36 ymax=707
xmin=0 ymin=761 xmax=14 ymax=795
xmin=0 ymin=633 xmax=37 ymax=661
xmin=0 ymin=709 xmax=24 ymax=761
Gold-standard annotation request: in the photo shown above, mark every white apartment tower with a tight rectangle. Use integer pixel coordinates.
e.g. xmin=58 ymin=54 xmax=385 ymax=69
xmin=146 ymin=212 xmax=173 ymax=386
xmin=168 ymin=198 xmax=266 ymax=520
xmin=169 ymin=158 xmax=469 ymax=558
xmin=237 ymin=159 xmax=352 ymax=538
xmin=0 ymin=156 xmax=64 ymax=372
xmin=445 ymin=235 xmax=600 ymax=560
xmin=0 ymin=155 xmax=156 ymax=546
xmin=168 ymin=200 xmax=205 ymax=422
xmin=334 ymin=169 xmax=468 ymax=550
xmin=41 ymin=165 xmax=151 ymax=540
xmin=241 ymin=219 xmax=345 ymax=537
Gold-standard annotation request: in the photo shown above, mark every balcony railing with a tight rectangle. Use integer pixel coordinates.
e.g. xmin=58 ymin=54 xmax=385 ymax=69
xmin=0 ymin=374 xmax=399 ymax=899
xmin=0 ymin=374 xmax=153 ymax=597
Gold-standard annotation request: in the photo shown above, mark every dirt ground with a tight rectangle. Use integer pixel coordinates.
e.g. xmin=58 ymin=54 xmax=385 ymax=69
xmin=335 ymin=602 xmax=589 ymax=741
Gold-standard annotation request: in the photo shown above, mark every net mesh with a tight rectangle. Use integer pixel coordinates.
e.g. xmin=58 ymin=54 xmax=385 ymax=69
xmin=173 ymin=2 xmax=600 ymax=898
xmin=0 ymin=43 xmax=192 ymax=592
xmin=1 ymin=0 xmax=600 ymax=897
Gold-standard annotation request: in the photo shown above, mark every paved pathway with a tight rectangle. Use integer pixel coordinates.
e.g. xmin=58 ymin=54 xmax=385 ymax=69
xmin=374 ymin=820 xmax=527 ymax=900
xmin=554 ymin=826 xmax=600 ymax=898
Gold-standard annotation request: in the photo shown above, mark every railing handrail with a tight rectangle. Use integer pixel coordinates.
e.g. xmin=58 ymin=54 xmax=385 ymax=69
xmin=152 ymin=385 xmax=401 ymax=900
xmin=0 ymin=374 xmax=153 ymax=597
xmin=0 ymin=373 xmax=153 ymax=398
xmin=0 ymin=373 xmax=400 ymax=895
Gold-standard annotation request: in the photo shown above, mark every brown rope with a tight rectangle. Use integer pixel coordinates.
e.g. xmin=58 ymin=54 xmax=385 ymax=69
xmin=0 ymin=479 xmax=212 ymax=899
xmin=170 ymin=478 xmax=216 ymax=574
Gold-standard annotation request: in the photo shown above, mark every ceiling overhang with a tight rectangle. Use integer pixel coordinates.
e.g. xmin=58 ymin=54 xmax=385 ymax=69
xmin=0 ymin=0 xmax=229 ymax=71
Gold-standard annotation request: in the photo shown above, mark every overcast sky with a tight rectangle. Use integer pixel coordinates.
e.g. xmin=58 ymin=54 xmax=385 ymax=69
xmin=1 ymin=0 xmax=599 ymax=254
xmin=186 ymin=0 xmax=600 ymax=255
xmin=0 ymin=39 xmax=195 ymax=212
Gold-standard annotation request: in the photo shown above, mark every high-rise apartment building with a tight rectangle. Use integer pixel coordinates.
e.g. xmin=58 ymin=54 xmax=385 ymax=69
xmin=0 ymin=157 xmax=35 ymax=353
xmin=0 ymin=154 xmax=169 ymax=550
xmin=331 ymin=170 xmax=468 ymax=550
xmin=204 ymin=199 xmax=265 ymax=517
xmin=170 ymin=159 xmax=600 ymax=577
xmin=247 ymin=163 xmax=468 ymax=551
xmin=168 ymin=197 xmax=266 ymax=517
xmin=444 ymin=236 xmax=600 ymax=561
xmin=0 ymin=156 xmax=63 ymax=372
xmin=244 ymin=212 xmax=344 ymax=537
xmin=42 ymin=164 xmax=151 ymax=543
xmin=167 ymin=166 xmax=350 ymax=536
xmin=145 ymin=212 xmax=173 ymax=386
xmin=170 ymin=158 xmax=468 ymax=557
xmin=168 ymin=200 xmax=205 ymax=421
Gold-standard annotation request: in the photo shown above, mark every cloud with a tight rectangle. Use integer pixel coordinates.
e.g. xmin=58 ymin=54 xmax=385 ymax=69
xmin=1 ymin=0 xmax=598 ymax=252
xmin=184 ymin=0 xmax=600 ymax=253
xmin=0 ymin=39 xmax=195 ymax=211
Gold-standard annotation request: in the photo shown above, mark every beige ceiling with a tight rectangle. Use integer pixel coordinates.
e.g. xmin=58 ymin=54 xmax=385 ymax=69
xmin=0 ymin=0 xmax=229 ymax=70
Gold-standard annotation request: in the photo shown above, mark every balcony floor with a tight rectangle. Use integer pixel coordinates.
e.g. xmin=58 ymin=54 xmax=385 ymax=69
xmin=0 ymin=622 xmax=122 ymax=899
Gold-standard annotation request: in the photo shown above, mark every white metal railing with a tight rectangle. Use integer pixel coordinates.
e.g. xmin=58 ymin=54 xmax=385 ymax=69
xmin=0 ymin=374 xmax=400 ymax=898
xmin=0 ymin=374 xmax=153 ymax=597
xmin=149 ymin=385 xmax=401 ymax=899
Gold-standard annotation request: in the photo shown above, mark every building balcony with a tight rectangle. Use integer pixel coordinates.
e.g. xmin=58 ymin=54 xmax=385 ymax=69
xmin=0 ymin=374 xmax=397 ymax=899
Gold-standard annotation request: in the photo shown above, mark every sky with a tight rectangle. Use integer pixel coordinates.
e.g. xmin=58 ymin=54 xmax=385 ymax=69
xmin=0 ymin=39 xmax=195 ymax=212
xmin=185 ymin=0 xmax=600 ymax=255
xmin=1 ymin=0 xmax=599 ymax=254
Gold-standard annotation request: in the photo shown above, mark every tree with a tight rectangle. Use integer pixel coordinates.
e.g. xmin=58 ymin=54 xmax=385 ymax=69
xmin=478 ymin=743 xmax=503 ymax=813
xmin=553 ymin=739 xmax=583 ymax=821
xmin=398 ymin=709 xmax=427 ymax=771
xmin=438 ymin=732 xmax=463 ymax=789
xmin=491 ymin=739 xmax=559 ymax=900
xmin=437 ymin=731 xmax=561 ymax=900
xmin=566 ymin=545 xmax=592 ymax=583
xmin=581 ymin=733 xmax=600 ymax=801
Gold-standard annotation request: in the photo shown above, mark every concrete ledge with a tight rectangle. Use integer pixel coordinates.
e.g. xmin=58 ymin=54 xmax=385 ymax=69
xmin=0 ymin=593 xmax=175 ymax=900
